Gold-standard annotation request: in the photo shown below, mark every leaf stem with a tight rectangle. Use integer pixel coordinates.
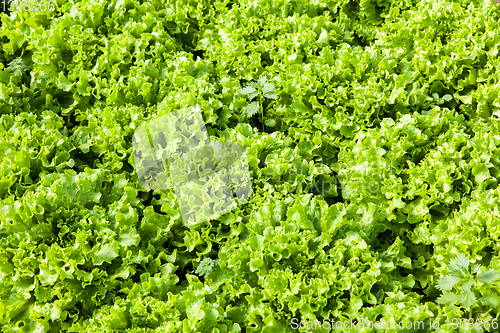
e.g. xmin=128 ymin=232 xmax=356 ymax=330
xmin=260 ymin=98 xmax=265 ymax=132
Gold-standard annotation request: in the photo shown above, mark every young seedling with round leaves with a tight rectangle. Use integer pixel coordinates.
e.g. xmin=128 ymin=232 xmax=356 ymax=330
xmin=436 ymin=253 xmax=500 ymax=319
xmin=239 ymin=75 xmax=279 ymax=131
xmin=195 ymin=258 xmax=221 ymax=278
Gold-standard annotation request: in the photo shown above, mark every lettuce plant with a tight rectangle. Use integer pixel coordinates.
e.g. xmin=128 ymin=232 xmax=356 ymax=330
xmin=2 ymin=0 xmax=500 ymax=332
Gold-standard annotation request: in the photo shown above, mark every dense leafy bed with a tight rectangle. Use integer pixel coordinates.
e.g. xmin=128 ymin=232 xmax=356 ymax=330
xmin=2 ymin=0 xmax=500 ymax=331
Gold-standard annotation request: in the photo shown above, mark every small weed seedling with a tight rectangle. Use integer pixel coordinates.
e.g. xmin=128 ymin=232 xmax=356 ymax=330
xmin=240 ymin=75 xmax=279 ymax=131
xmin=436 ymin=253 xmax=500 ymax=318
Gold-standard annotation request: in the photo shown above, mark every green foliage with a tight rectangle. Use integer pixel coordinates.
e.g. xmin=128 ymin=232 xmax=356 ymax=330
xmin=436 ymin=254 xmax=500 ymax=317
xmin=2 ymin=0 xmax=500 ymax=331
xmin=195 ymin=258 xmax=220 ymax=277
xmin=240 ymin=75 xmax=279 ymax=130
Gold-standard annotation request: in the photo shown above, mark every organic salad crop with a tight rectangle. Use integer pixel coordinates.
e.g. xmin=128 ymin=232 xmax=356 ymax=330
xmin=2 ymin=0 xmax=500 ymax=332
